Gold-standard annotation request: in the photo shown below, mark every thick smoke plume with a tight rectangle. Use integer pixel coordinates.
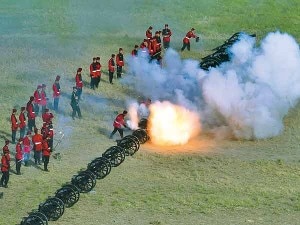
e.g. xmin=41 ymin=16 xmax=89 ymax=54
xmin=125 ymin=31 xmax=300 ymax=140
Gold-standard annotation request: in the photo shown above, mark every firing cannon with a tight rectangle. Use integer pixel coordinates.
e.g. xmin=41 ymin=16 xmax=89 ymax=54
xmin=55 ymin=184 xmax=80 ymax=208
xmin=20 ymin=211 xmax=48 ymax=225
xmin=38 ymin=197 xmax=65 ymax=221
xmin=117 ymin=135 xmax=140 ymax=156
xmin=71 ymin=170 xmax=97 ymax=193
xmin=138 ymin=118 xmax=148 ymax=129
xmin=200 ymin=32 xmax=256 ymax=71
xmin=102 ymin=146 xmax=125 ymax=167
xmin=132 ymin=129 xmax=149 ymax=144
xmin=87 ymin=156 xmax=112 ymax=179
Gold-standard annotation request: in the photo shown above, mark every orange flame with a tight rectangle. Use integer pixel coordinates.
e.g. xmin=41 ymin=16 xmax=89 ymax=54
xmin=148 ymin=101 xmax=201 ymax=146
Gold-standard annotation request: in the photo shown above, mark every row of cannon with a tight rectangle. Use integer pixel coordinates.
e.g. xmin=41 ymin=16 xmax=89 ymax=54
xmin=20 ymin=128 xmax=149 ymax=225
xmin=199 ymin=32 xmax=256 ymax=71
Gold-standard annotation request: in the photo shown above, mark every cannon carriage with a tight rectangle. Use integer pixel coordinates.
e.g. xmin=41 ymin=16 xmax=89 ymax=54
xmin=117 ymin=135 xmax=140 ymax=156
xmin=71 ymin=170 xmax=97 ymax=193
xmin=55 ymin=184 xmax=80 ymax=208
xmin=20 ymin=211 xmax=48 ymax=225
xmin=87 ymin=156 xmax=112 ymax=179
xmin=102 ymin=146 xmax=126 ymax=166
xmin=38 ymin=197 xmax=65 ymax=221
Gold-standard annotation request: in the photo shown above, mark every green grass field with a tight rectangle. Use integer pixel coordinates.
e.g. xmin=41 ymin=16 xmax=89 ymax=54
xmin=1 ymin=1 xmax=300 ymax=224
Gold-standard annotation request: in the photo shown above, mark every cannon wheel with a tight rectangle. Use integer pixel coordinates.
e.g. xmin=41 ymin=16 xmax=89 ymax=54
xmin=71 ymin=170 xmax=97 ymax=193
xmin=21 ymin=211 xmax=48 ymax=225
xmin=87 ymin=157 xmax=112 ymax=179
xmin=55 ymin=184 xmax=80 ymax=208
xmin=132 ymin=129 xmax=149 ymax=144
xmin=117 ymin=136 xmax=140 ymax=156
xmin=102 ymin=146 xmax=125 ymax=167
xmin=39 ymin=197 xmax=65 ymax=221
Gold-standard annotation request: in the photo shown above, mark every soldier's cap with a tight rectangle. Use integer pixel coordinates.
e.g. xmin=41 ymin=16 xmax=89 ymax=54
xmin=30 ymin=96 xmax=34 ymax=101
xmin=77 ymin=68 xmax=82 ymax=72
xmin=21 ymin=106 xmax=25 ymax=110
xmin=55 ymin=75 xmax=61 ymax=81
xmin=42 ymin=84 xmax=46 ymax=87
xmin=111 ymin=54 xmax=115 ymax=57
xmin=134 ymin=44 xmax=139 ymax=48
xmin=119 ymin=48 xmax=123 ymax=51
xmin=96 ymin=57 xmax=100 ymax=60
xmin=5 ymin=140 xmax=10 ymax=145
xmin=93 ymin=57 xmax=96 ymax=60
xmin=12 ymin=108 xmax=17 ymax=113
xmin=191 ymin=28 xmax=195 ymax=31
xmin=37 ymin=85 xmax=42 ymax=89
xmin=165 ymin=24 xmax=168 ymax=27
xmin=18 ymin=138 xmax=23 ymax=142
xmin=123 ymin=110 xmax=128 ymax=115
xmin=27 ymin=131 xmax=32 ymax=135
xmin=149 ymin=26 xmax=153 ymax=30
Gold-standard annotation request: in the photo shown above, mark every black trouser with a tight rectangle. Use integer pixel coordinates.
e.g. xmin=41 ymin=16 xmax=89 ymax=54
xmin=12 ymin=130 xmax=17 ymax=144
xmin=34 ymin=150 xmax=41 ymax=164
xmin=0 ymin=171 xmax=9 ymax=186
xmin=43 ymin=156 xmax=49 ymax=170
xmin=20 ymin=127 xmax=26 ymax=139
xmin=117 ymin=66 xmax=122 ymax=78
xmin=109 ymin=71 xmax=114 ymax=84
xmin=181 ymin=42 xmax=190 ymax=51
xmin=28 ymin=119 xmax=36 ymax=131
xmin=110 ymin=127 xmax=124 ymax=139
xmin=49 ymin=138 xmax=53 ymax=151
xmin=163 ymin=41 xmax=170 ymax=49
xmin=34 ymin=103 xmax=39 ymax=115
xmin=90 ymin=77 xmax=96 ymax=89
xmin=16 ymin=158 xmax=21 ymax=174
xmin=71 ymin=104 xmax=82 ymax=119
xmin=95 ymin=77 xmax=100 ymax=88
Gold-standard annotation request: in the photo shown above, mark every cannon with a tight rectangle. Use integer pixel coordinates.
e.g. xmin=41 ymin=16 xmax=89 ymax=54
xmin=138 ymin=118 xmax=148 ymax=129
xmin=200 ymin=32 xmax=256 ymax=71
xmin=102 ymin=146 xmax=126 ymax=167
xmin=117 ymin=135 xmax=140 ymax=156
xmin=55 ymin=184 xmax=80 ymax=208
xmin=71 ymin=170 xmax=97 ymax=193
xmin=20 ymin=211 xmax=48 ymax=225
xmin=38 ymin=197 xmax=65 ymax=221
xmin=132 ymin=129 xmax=149 ymax=144
xmin=87 ymin=156 xmax=112 ymax=179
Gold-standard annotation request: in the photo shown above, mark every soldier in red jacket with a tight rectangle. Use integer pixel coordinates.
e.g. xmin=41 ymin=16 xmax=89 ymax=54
xmin=116 ymin=48 xmax=124 ymax=79
xmin=15 ymin=138 xmax=23 ymax=175
xmin=146 ymin=26 xmax=153 ymax=40
xmin=52 ymin=75 xmax=61 ymax=112
xmin=108 ymin=54 xmax=116 ymax=84
xmin=11 ymin=108 xmax=18 ymax=144
xmin=23 ymin=131 xmax=31 ymax=167
xmin=75 ymin=67 xmax=83 ymax=99
xmin=32 ymin=128 xmax=43 ymax=165
xmin=181 ymin=28 xmax=198 ymax=51
xmin=19 ymin=107 xmax=26 ymax=139
xmin=162 ymin=24 xmax=172 ymax=49
xmin=89 ymin=57 xmax=97 ymax=90
xmin=26 ymin=96 xmax=36 ymax=131
xmin=42 ymin=137 xmax=51 ymax=172
xmin=1 ymin=140 xmax=10 ymax=188
xmin=131 ymin=45 xmax=139 ymax=56
xmin=42 ymin=108 xmax=54 ymax=126
xmin=33 ymin=85 xmax=42 ymax=115
xmin=109 ymin=110 xmax=128 ymax=139
xmin=95 ymin=57 xmax=102 ymax=88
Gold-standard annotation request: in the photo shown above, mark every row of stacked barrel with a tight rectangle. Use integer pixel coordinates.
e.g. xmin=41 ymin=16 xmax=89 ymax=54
xmin=20 ymin=129 xmax=149 ymax=225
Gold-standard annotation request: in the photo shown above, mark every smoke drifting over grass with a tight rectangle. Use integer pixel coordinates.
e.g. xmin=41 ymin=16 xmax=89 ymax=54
xmin=125 ymin=31 xmax=300 ymax=140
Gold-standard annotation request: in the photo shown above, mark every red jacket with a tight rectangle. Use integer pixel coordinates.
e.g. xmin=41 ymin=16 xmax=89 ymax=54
xmin=108 ymin=58 xmax=115 ymax=72
xmin=116 ymin=53 xmax=124 ymax=67
xmin=15 ymin=143 xmax=23 ymax=160
xmin=42 ymin=139 xmax=51 ymax=156
xmin=33 ymin=90 xmax=41 ymax=104
xmin=1 ymin=153 xmax=10 ymax=172
xmin=19 ymin=112 xmax=26 ymax=129
xmin=32 ymin=134 xmax=43 ymax=151
xmin=95 ymin=62 xmax=101 ymax=77
xmin=183 ymin=30 xmax=196 ymax=44
xmin=89 ymin=62 xmax=97 ymax=78
xmin=42 ymin=112 xmax=54 ymax=125
xmin=23 ymin=136 xmax=31 ymax=153
xmin=75 ymin=73 xmax=83 ymax=88
xmin=162 ymin=28 xmax=172 ymax=42
xmin=26 ymin=101 xmax=35 ymax=119
xmin=52 ymin=82 xmax=60 ymax=98
xmin=113 ymin=113 xmax=126 ymax=128
xmin=11 ymin=113 xmax=18 ymax=131
xmin=2 ymin=145 xmax=9 ymax=154
xmin=40 ymin=90 xmax=47 ymax=106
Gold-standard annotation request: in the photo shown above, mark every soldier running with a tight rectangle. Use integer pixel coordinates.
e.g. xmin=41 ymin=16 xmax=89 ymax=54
xmin=181 ymin=28 xmax=198 ymax=51
xmin=109 ymin=110 xmax=128 ymax=139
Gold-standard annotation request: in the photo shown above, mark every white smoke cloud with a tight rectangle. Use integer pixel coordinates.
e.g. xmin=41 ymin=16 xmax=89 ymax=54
xmin=125 ymin=31 xmax=300 ymax=140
